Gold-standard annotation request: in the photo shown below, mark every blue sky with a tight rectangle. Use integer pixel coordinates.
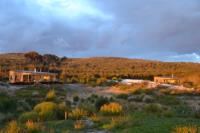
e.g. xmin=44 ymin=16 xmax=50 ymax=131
xmin=0 ymin=0 xmax=200 ymax=62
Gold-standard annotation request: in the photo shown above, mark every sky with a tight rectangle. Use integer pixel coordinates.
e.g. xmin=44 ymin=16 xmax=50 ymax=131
xmin=0 ymin=0 xmax=200 ymax=62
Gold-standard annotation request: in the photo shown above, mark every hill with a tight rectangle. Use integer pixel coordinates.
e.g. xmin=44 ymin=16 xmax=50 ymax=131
xmin=0 ymin=52 xmax=200 ymax=87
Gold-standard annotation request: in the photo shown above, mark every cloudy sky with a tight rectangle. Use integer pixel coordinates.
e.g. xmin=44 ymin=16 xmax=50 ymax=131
xmin=0 ymin=0 xmax=200 ymax=62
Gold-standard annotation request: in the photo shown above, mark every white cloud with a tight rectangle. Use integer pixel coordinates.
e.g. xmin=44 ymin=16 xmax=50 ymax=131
xmin=167 ymin=53 xmax=200 ymax=63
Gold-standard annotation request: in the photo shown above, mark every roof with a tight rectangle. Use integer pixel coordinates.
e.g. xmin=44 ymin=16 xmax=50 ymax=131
xmin=154 ymin=76 xmax=179 ymax=80
xmin=11 ymin=70 xmax=57 ymax=75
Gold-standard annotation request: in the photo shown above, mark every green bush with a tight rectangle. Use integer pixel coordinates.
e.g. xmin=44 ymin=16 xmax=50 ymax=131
xmin=57 ymin=102 xmax=71 ymax=119
xmin=144 ymin=103 xmax=163 ymax=114
xmin=116 ymin=94 xmax=129 ymax=100
xmin=78 ymin=101 xmax=96 ymax=115
xmin=73 ymin=96 xmax=80 ymax=103
xmin=95 ymin=97 xmax=109 ymax=110
xmin=19 ymin=111 xmax=39 ymax=123
xmin=34 ymin=102 xmax=57 ymax=121
xmin=69 ymin=108 xmax=87 ymax=120
xmin=195 ymin=110 xmax=200 ymax=119
xmin=157 ymin=95 xmax=180 ymax=106
xmin=173 ymin=104 xmax=193 ymax=117
xmin=0 ymin=93 xmax=17 ymax=113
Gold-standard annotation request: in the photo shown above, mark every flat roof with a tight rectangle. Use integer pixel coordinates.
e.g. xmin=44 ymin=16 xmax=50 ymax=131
xmin=154 ymin=76 xmax=179 ymax=79
xmin=11 ymin=70 xmax=57 ymax=75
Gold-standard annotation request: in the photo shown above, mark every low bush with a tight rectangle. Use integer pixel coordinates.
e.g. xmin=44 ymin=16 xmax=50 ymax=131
xmin=144 ymin=103 xmax=163 ymax=114
xmin=74 ymin=120 xmax=85 ymax=130
xmin=25 ymin=120 xmax=39 ymax=132
xmin=173 ymin=104 xmax=193 ymax=117
xmin=16 ymin=100 xmax=31 ymax=112
xmin=46 ymin=89 xmax=56 ymax=101
xmin=73 ymin=96 xmax=80 ymax=103
xmin=116 ymin=94 xmax=129 ymax=100
xmin=0 ymin=93 xmax=17 ymax=113
xmin=100 ymin=102 xmax=123 ymax=115
xmin=95 ymin=97 xmax=109 ymax=110
xmin=195 ymin=110 xmax=200 ymax=119
xmin=157 ymin=95 xmax=180 ymax=106
xmin=78 ymin=101 xmax=96 ymax=115
xmin=34 ymin=102 xmax=57 ymax=121
xmin=89 ymin=114 xmax=101 ymax=123
xmin=102 ymin=116 xmax=129 ymax=130
xmin=19 ymin=111 xmax=39 ymax=123
xmin=69 ymin=108 xmax=87 ymax=120
xmin=0 ymin=120 xmax=21 ymax=133
xmin=57 ymin=102 xmax=71 ymax=119
xmin=172 ymin=125 xmax=198 ymax=133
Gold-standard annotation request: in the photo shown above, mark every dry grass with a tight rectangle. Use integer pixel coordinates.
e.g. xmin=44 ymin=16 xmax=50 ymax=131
xmin=100 ymin=102 xmax=123 ymax=115
xmin=74 ymin=120 xmax=85 ymax=130
xmin=172 ymin=125 xmax=199 ymax=133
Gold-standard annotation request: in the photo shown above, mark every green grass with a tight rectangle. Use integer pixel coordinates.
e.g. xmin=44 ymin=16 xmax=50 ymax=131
xmin=44 ymin=120 xmax=74 ymax=133
xmin=15 ymin=86 xmax=48 ymax=98
xmin=114 ymin=112 xmax=200 ymax=133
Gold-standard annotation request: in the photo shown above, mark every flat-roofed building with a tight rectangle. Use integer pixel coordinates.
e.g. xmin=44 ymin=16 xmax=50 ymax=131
xmin=9 ymin=70 xmax=58 ymax=84
xmin=154 ymin=76 xmax=180 ymax=85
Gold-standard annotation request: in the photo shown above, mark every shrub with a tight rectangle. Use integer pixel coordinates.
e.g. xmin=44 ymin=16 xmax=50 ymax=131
xmin=116 ymin=94 xmax=129 ymax=100
xmin=100 ymin=102 xmax=123 ymax=115
xmin=173 ymin=104 xmax=193 ymax=117
xmin=78 ymin=101 xmax=96 ymax=115
xmin=87 ymin=94 xmax=98 ymax=103
xmin=46 ymin=89 xmax=56 ymax=101
xmin=1 ymin=120 xmax=21 ymax=133
xmin=17 ymin=100 xmax=31 ymax=112
xmin=0 ymin=93 xmax=17 ymax=113
xmin=157 ymin=95 xmax=180 ymax=106
xmin=19 ymin=111 xmax=39 ymax=123
xmin=57 ymin=102 xmax=71 ymax=119
xmin=144 ymin=103 xmax=163 ymax=114
xmin=74 ymin=120 xmax=85 ymax=130
xmin=102 ymin=116 xmax=129 ymax=130
xmin=69 ymin=108 xmax=87 ymax=120
xmin=34 ymin=102 xmax=57 ymax=121
xmin=73 ymin=96 xmax=80 ymax=103
xmin=95 ymin=97 xmax=109 ymax=110
xmin=89 ymin=114 xmax=101 ymax=123
xmin=195 ymin=110 xmax=200 ymax=119
xmin=172 ymin=125 xmax=198 ymax=133
xmin=25 ymin=120 xmax=39 ymax=132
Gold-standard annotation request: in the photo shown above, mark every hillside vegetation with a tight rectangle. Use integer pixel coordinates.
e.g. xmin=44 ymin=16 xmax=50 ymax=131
xmin=0 ymin=52 xmax=200 ymax=87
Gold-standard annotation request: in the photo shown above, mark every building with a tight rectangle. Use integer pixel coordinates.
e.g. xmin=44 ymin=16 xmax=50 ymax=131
xmin=121 ymin=79 xmax=146 ymax=85
xmin=154 ymin=76 xmax=180 ymax=85
xmin=9 ymin=70 xmax=58 ymax=84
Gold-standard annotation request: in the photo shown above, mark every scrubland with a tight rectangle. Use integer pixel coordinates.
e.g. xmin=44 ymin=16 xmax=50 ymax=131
xmin=0 ymin=83 xmax=200 ymax=133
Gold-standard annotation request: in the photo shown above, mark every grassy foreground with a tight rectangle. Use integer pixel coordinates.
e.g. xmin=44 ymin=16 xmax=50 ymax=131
xmin=1 ymin=84 xmax=200 ymax=133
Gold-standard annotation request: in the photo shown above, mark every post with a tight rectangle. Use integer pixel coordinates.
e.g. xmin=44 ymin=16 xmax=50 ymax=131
xmin=65 ymin=111 xmax=68 ymax=120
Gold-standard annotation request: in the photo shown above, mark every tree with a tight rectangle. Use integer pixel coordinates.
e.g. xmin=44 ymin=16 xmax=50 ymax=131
xmin=24 ymin=51 xmax=43 ymax=63
xmin=43 ymin=54 xmax=60 ymax=65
